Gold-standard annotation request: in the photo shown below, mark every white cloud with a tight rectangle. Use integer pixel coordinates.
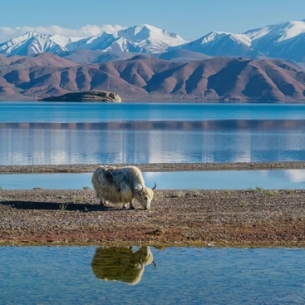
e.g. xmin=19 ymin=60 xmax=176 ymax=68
xmin=0 ymin=24 xmax=125 ymax=43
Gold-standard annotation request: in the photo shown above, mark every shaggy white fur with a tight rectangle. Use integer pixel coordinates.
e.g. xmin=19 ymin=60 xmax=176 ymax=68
xmin=91 ymin=166 xmax=155 ymax=210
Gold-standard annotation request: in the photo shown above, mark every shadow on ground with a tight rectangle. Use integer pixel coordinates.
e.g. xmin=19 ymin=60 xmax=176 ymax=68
xmin=0 ymin=201 xmax=120 ymax=212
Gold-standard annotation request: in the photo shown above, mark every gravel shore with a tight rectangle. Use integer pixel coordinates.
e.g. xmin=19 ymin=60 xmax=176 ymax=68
xmin=2 ymin=161 xmax=305 ymax=173
xmin=1 ymin=162 xmax=305 ymax=247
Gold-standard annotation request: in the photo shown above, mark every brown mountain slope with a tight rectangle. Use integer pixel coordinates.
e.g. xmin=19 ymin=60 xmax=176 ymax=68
xmin=0 ymin=54 xmax=305 ymax=102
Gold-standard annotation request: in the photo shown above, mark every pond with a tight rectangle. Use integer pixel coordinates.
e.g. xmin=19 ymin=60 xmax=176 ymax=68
xmin=1 ymin=169 xmax=305 ymax=190
xmin=1 ymin=246 xmax=304 ymax=304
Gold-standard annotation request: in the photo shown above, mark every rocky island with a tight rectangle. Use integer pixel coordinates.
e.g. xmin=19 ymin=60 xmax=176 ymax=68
xmin=41 ymin=91 xmax=122 ymax=102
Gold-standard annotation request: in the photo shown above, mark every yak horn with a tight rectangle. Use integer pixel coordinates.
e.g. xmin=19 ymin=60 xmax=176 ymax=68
xmin=136 ymin=184 xmax=144 ymax=194
xmin=152 ymin=183 xmax=156 ymax=190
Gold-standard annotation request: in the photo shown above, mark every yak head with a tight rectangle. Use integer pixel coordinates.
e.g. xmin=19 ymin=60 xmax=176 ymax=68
xmin=134 ymin=183 xmax=156 ymax=210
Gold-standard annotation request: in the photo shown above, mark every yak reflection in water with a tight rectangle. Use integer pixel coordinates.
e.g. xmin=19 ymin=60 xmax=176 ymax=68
xmin=91 ymin=246 xmax=155 ymax=285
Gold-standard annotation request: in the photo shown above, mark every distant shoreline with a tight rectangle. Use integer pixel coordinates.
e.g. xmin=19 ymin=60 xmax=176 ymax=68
xmin=1 ymin=95 xmax=304 ymax=103
xmin=0 ymin=98 xmax=304 ymax=103
xmin=2 ymin=161 xmax=305 ymax=174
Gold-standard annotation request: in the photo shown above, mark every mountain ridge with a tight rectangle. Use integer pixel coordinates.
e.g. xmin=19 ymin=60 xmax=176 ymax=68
xmin=1 ymin=19 xmax=305 ymax=62
xmin=1 ymin=54 xmax=305 ymax=102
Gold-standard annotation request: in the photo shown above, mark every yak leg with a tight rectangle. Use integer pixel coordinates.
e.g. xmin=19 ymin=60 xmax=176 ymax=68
xmin=119 ymin=185 xmax=134 ymax=209
xmin=100 ymin=198 xmax=109 ymax=207
xmin=129 ymin=200 xmax=135 ymax=210
xmin=123 ymin=200 xmax=135 ymax=210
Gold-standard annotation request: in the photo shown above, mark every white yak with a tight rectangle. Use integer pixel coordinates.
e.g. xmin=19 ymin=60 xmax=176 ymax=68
xmin=91 ymin=165 xmax=156 ymax=210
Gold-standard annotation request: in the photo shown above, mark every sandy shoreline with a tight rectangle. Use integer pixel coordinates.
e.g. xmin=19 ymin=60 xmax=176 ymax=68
xmin=1 ymin=162 xmax=305 ymax=247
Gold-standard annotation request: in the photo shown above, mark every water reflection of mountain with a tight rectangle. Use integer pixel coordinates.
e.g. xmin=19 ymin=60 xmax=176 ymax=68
xmin=1 ymin=119 xmax=305 ymax=165
xmin=91 ymin=246 xmax=154 ymax=285
xmin=1 ymin=120 xmax=305 ymax=131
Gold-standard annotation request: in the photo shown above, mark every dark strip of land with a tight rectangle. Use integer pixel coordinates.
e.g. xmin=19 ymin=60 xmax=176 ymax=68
xmin=2 ymin=161 xmax=305 ymax=173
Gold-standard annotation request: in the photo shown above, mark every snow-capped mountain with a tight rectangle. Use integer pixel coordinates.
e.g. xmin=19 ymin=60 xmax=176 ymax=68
xmin=176 ymin=31 xmax=263 ymax=58
xmin=175 ymin=20 xmax=305 ymax=61
xmin=0 ymin=31 xmax=81 ymax=55
xmin=0 ymin=24 xmax=186 ymax=56
xmin=66 ymin=32 xmax=149 ymax=53
xmin=243 ymin=20 xmax=305 ymax=62
xmin=1 ymin=20 xmax=305 ymax=62
xmin=117 ymin=24 xmax=186 ymax=53
xmin=66 ymin=24 xmax=186 ymax=53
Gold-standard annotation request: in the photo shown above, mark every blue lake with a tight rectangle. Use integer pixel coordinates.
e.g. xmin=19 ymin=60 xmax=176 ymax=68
xmin=1 ymin=246 xmax=305 ymax=305
xmin=2 ymin=102 xmax=305 ymax=122
xmin=1 ymin=169 xmax=305 ymax=190
xmin=1 ymin=102 xmax=305 ymax=165
xmin=1 ymin=102 xmax=305 ymax=304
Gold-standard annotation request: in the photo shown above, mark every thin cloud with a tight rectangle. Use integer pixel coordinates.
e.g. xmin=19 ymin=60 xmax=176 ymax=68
xmin=0 ymin=24 xmax=125 ymax=42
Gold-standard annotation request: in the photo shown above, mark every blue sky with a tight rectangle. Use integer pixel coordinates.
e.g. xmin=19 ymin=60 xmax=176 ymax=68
xmin=1 ymin=0 xmax=305 ymax=41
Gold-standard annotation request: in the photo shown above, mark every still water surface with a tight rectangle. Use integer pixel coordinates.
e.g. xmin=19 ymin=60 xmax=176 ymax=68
xmin=2 ymin=102 xmax=305 ymax=122
xmin=2 ymin=124 xmax=305 ymax=164
xmin=1 ymin=170 xmax=305 ymax=190
xmin=1 ymin=102 xmax=305 ymax=164
xmin=1 ymin=246 xmax=304 ymax=305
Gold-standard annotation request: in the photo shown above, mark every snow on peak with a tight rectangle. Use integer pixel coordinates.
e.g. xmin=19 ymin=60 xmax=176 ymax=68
xmin=244 ymin=20 xmax=305 ymax=43
xmin=65 ymin=24 xmax=186 ymax=54
xmin=118 ymin=24 xmax=186 ymax=46
xmin=198 ymin=31 xmax=251 ymax=46
xmin=0 ymin=31 xmax=70 ymax=55
xmin=50 ymin=34 xmax=81 ymax=45
xmin=200 ymin=31 xmax=225 ymax=43
xmin=1 ymin=31 xmax=40 ymax=46
xmin=277 ymin=21 xmax=305 ymax=41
